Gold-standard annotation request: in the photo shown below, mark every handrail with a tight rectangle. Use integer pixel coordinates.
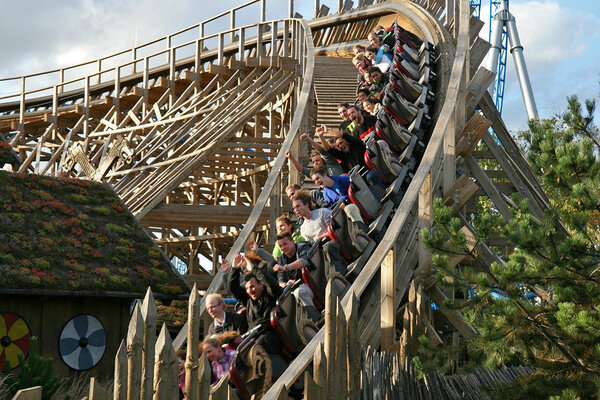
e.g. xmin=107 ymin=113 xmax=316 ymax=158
xmin=171 ymin=18 xmax=315 ymax=350
xmin=0 ymin=0 xmax=267 ymax=83
xmin=0 ymin=0 xmax=395 ymax=108
xmin=0 ymin=19 xmax=287 ymax=103
xmin=262 ymin=0 xmax=471 ymax=396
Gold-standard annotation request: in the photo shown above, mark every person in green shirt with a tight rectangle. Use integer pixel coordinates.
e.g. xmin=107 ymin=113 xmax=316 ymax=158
xmin=272 ymin=215 xmax=305 ymax=259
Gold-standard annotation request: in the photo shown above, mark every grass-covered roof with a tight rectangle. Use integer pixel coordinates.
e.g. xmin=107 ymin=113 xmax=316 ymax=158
xmin=0 ymin=170 xmax=189 ymax=298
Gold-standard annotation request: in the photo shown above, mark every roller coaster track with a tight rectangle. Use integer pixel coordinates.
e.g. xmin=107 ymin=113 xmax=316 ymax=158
xmin=1 ymin=0 xmax=551 ymax=397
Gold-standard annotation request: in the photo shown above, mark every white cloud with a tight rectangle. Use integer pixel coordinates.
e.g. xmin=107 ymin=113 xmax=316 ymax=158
xmin=0 ymin=0 xmax=259 ymax=79
xmin=479 ymin=0 xmax=600 ymax=132
xmin=510 ymin=1 xmax=600 ymax=67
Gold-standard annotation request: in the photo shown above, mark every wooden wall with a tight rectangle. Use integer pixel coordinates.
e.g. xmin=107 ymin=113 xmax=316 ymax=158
xmin=0 ymin=294 xmax=131 ymax=378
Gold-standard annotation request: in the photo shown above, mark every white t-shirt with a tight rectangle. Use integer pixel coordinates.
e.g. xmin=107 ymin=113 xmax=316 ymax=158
xmin=301 ymin=208 xmax=332 ymax=242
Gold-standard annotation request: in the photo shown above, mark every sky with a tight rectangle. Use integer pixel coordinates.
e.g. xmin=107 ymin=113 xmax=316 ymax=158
xmin=1 ymin=0 xmax=599 ymax=134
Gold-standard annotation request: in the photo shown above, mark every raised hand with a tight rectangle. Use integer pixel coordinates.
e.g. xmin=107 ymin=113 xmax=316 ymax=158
xmin=221 ymin=259 xmax=231 ymax=273
xmin=232 ymin=254 xmax=243 ymax=269
xmin=316 ymin=125 xmax=327 ymax=137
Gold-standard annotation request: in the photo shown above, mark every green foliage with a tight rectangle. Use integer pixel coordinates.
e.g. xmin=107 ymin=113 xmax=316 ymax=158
xmin=91 ymin=206 xmax=111 ymax=216
xmin=421 ymin=94 xmax=600 ymax=398
xmin=4 ymin=337 xmax=61 ymax=400
xmin=0 ymin=171 xmax=188 ymax=297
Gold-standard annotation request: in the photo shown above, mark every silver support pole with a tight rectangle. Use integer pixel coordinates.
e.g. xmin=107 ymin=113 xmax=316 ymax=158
xmin=485 ymin=16 xmax=503 ymax=94
xmin=506 ymin=17 xmax=539 ymax=120
xmin=485 ymin=0 xmax=538 ymax=120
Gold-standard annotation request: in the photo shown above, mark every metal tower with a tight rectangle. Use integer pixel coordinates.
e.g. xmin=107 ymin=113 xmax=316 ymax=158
xmin=485 ymin=0 xmax=539 ymax=119
xmin=470 ymin=0 xmax=482 ymax=19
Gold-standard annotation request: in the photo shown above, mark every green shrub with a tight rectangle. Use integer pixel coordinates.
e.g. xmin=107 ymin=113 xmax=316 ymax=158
xmin=0 ymin=254 xmax=15 ymax=265
xmin=106 ymin=223 xmax=127 ymax=235
xmin=92 ymin=206 xmax=111 ymax=216
xmin=69 ymin=193 xmax=89 ymax=204
xmin=4 ymin=337 xmax=61 ymax=400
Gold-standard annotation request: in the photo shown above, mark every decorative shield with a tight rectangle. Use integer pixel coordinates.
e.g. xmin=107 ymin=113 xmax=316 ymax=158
xmin=59 ymin=314 xmax=106 ymax=370
xmin=0 ymin=312 xmax=31 ymax=371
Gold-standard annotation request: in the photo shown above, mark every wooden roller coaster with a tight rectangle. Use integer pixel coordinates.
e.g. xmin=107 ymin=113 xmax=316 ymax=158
xmin=1 ymin=0 xmax=550 ymax=398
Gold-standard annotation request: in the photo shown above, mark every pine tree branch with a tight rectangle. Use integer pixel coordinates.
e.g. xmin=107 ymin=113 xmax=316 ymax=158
xmin=458 ymin=213 xmax=599 ymax=374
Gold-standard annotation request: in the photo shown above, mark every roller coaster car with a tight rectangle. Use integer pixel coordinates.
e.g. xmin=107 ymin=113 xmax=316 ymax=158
xmin=386 ymin=84 xmax=430 ymax=115
xmin=368 ymin=200 xmax=394 ymax=242
xmin=395 ymin=41 xmax=421 ymax=65
xmin=381 ymin=168 xmax=414 ymax=206
xmin=365 ymin=138 xmax=403 ymax=184
xmin=302 ymin=240 xmax=327 ymax=310
xmin=229 ymin=327 xmax=274 ymax=400
xmin=302 ymin=239 xmax=351 ymax=306
xmin=365 ymin=135 xmax=419 ymax=185
xmin=381 ymin=87 xmax=431 ymax=130
xmin=345 ymin=239 xmax=377 ymax=282
xmin=348 ymin=165 xmax=383 ymax=221
xmin=326 ymin=201 xmax=373 ymax=261
xmin=378 ymin=117 xmax=413 ymax=154
xmin=393 ymin=54 xmax=420 ymax=81
xmin=377 ymin=110 xmax=427 ymax=151
xmin=394 ymin=54 xmax=436 ymax=87
xmin=419 ymin=64 xmax=436 ymax=85
xmin=393 ymin=24 xmax=424 ymax=49
xmin=393 ymin=23 xmax=436 ymax=57
xmin=390 ymin=69 xmax=434 ymax=106
xmin=381 ymin=91 xmax=420 ymax=127
xmin=270 ymin=282 xmax=319 ymax=361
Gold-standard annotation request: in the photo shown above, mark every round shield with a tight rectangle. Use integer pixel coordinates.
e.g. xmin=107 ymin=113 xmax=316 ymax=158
xmin=0 ymin=312 xmax=31 ymax=371
xmin=59 ymin=314 xmax=106 ymax=370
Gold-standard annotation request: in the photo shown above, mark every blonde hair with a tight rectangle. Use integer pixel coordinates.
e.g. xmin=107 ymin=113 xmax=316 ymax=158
xmin=206 ymin=293 xmax=225 ymax=307
xmin=202 ymin=336 xmax=221 ymax=349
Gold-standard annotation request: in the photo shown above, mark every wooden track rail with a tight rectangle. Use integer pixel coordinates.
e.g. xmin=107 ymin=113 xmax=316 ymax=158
xmin=263 ymin=0 xmax=469 ymax=395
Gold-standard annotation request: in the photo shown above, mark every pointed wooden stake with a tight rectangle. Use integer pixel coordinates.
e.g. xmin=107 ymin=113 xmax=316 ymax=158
xmin=114 ymin=340 xmax=127 ymax=400
xmin=127 ymin=303 xmax=144 ymax=400
xmin=154 ymin=324 xmax=171 ymax=400
xmin=141 ymin=287 xmax=157 ymax=400
xmin=185 ymin=284 xmax=200 ymax=399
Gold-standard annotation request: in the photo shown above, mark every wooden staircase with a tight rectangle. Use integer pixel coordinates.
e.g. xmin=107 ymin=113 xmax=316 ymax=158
xmin=314 ymin=56 xmax=358 ymax=128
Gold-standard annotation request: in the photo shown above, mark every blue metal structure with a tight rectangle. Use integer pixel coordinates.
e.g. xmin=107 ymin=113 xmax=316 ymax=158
xmin=489 ymin=0 xmax=508 ymax=114
xmin=469 ymin=0 xmax=482 ymax=19
xmin=485 ymin=0 xmax=538 ymax=120
xmin=474 ymin=0 xmax=537 ymax=119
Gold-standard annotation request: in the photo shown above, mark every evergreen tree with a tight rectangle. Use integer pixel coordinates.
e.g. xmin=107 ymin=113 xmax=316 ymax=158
xmin=420 ymin=95 xmax=600 ymax=399
xmin=4 ymin=337 xmax=61 ymax=400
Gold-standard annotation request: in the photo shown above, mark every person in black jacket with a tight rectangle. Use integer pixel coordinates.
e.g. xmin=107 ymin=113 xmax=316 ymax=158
xmin=223 ymin=254 xmax=283 ymax=355
xmin=205 ymin=293 xmax=248 ymax=336
xmin=272 ymin=232 xmax=321 ymax=321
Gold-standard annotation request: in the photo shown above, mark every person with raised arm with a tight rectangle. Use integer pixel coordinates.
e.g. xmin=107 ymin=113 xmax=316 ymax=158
xmin=271 ymin=232 xmax=321 ymax=321
xmin=223 ymin=253 xmax=283 ymax=355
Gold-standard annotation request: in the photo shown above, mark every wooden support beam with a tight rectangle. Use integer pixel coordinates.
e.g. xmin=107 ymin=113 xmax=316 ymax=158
xmin=469 ymin=16 xmax=485 ymax=44
xmin=455 ymin=113 xmax=491 ymax=163
xmin=479 ymin=92 xmax=550 ymax=212
xmin=465 ymin=67 xmax=495 ymax=115
xmin=482 ymin=131 xmax=545 ymax=220
xmin=466 ymin=154 xmax=512 ymax=221
xmin=380 ymin=249 xmax=395 ymax=351
xmin=469 ymin=37 xmax=491 ymax=78
xmin=142 ymin=204 xmax=271 ymax=227
xmin=442 ymin=173 xmax=480 ymax=215
xmin=429 ymin=285 xmax=477 ymax=340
